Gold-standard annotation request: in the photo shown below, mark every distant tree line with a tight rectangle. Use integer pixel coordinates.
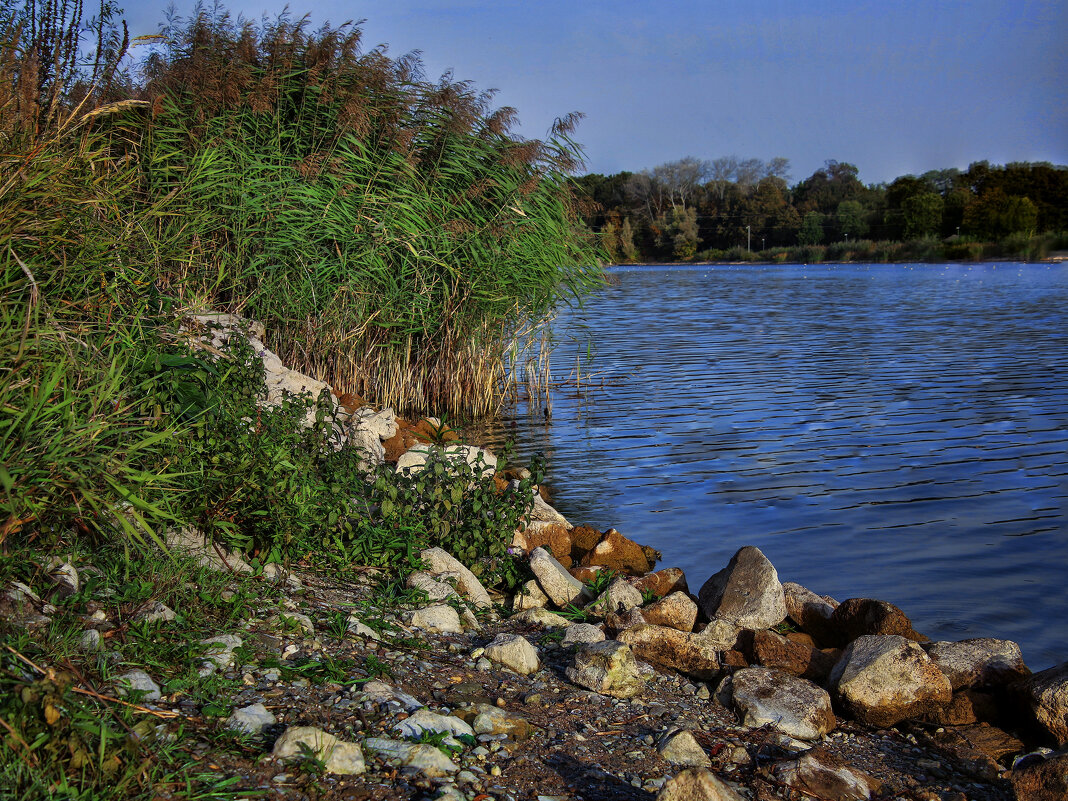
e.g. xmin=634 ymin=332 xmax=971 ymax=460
xmin=576 ymin=158 xmax=1068 ymax=262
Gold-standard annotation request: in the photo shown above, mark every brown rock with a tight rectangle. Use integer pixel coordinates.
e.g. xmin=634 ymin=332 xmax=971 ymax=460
xmin=568 ymin=525 xmax=604 ymax=558
xmin=642 ymin=591 xmax=698 ymax=632
xmin=1010 ymin=753 xmax=1068 ymax=801
xmin=1019 ymin=660 xmax=1068 ymax=746
xmin=604 ymin=607 xmax=646 ymax=635
xmin=515 ymin=520 xmax=573 ymax=563
xmin=829 ymin=598 xmax=927 ymax=647
xmin=772 ymin=747 xmax=881 ymax=801
xmin=921 ymin=724 xmax=1024 ymax=782
xmin=921 ymin=689 xmax=1000 ymax=726
xmin=925 ymin=638 xmax=1030 ymax=690
xmin=382 ymin=417 xmax=459 ymax=462
xmin=632 ymin=567 xmax=689 ymax=599
xmin=783 ymin=581 xmax=839 ymax=645
xmin=617 ymin=623 xmax=722 ymax=680
xmin=743 ymin=629 xmax=837 ymax=683
xmin=720 ymin=649 xmax=749 ymax=670
xmin=568 ymin=566 xmax=604 ymax=585
xmin=656 ymin=767 xmax=745 ymax=801
xmin=579 ymin=528 xmax=652 ymax=575
xmin=785 ymin=631 xmax=818 ymax=649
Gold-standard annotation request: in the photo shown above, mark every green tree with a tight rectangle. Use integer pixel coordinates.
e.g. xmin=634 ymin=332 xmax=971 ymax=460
xmin=798 ymin=211 xmax=824 ymax=245
xmin=836 ymin=200 xmax=868 ymax=239
xmin=902 ymin=192 xmax=944 ymax=239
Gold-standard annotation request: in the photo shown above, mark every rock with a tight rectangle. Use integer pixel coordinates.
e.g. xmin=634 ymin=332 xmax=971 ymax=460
xmin=586 ymin=577 xmax=644 ymax=616
xmin=511 ymin=608 xmax=572 ymax=629
xmin=730 ymin=667 xmax=836 ymax=741
xmin=772 ymin=747 xmax=881 ymax=801
xmin=922 ymin=724 xmax=1024 ymax=781
xmin=79 ymin=629 xmax=102 ymax=652
xmin=0 ymin=581 xmax=52 ymax=628
xmin=697 ymin=546 xmax=786 ymax=630
xmin=566 ymin=640 xmax=648 ymax=699
xmin=513 ymin=521 xmax=573 ymax=564
xmin=829 ymin=635 xmax=952 ymax=728
xmin=604 ymin=607 xmax=647 ymax=635
xmin=46 ymin=561 xmax=79 ymax=598
xmin=407 ymin=571 xmax=460 ymax=603
xmin=509 ymin=481 xmax=571 ymax=528
xmin=272 ymin=726 xmax=365 ymax=775
xmin=350 ymin=406 xmax=398 ymax=441
xmin=393 ymin=709 xmax=475 ymax=746
xmin=269 ymin=611 xmax=315 ymax=636
xmin=348 ymin=426 xmax=385 ymax=464
xmin=924 ymin=638 xmax=1030 ymax=690
xmin=657 ymin=728 xmax=712 ymax=767
xmin=164 ymin=527 xmax=254 ymax=574
xmin=562 ymin=623 xmax=606 ymax=646
xmin=579 ymin=528 xmax=653 ymax=575
xmin=744 ymin=629 xmax=837 ymax=683
xmin=262 ymin=563 xmax=302 ymax=590
xmin=360 ymin=680 xmax=423 ymax=711
xmin=530 ymin=547 xmax=591 ymax=608
xmin=1020 ymin=660 xmax=1068 ymax=746
xmin=199 ymin=634 xmax=243 ymax=676
xmin=132 ymin=600 xmax=177 ymax=624
xmin=782 ymin=581 xmax=838 ymax=644
xmin=655 ymin=768 xmax=745 ymax=801
xmin=408 ymin=604 xmax=464 ymax=635
xmin=1009 ymin=752 xmax=1068 ymax=801
xmin=346 ymin=615 xmax=381 ymax=640
xmin=462 ymin=704 xmax=534 ymax=740
xmin=642 ymin=591 xmax=698 ymax=632
xmin=396 ymin=444 xmax=496 ymax=478
xmin=511 ymin=580 xmax=550 ymax=612
xmin=618 ymin=624 xmax=722 ymax=680
xmin=695 ymin=619 xmax=743 ymax=650
xmin=922 ymin=688 xmax=1000 ymax=726
xmin=829 ymin=598 xmax=926 ymax=646
xmin=420 ymin=547 xmax=492 ymax=608
xmin=633 ymin=567 xmax=689 ymax=600
xmin=568 ymin=525 xmax=605 ymax=561
xmin=115 ymin=670 xmax=162 ymax=702
xmin=483 ymin=633 xmax=540 ymax=675
xmin=227 ymin=703 xmax=276 ymax=735
xmin=362 ymin=737 xmax=458 ymax=777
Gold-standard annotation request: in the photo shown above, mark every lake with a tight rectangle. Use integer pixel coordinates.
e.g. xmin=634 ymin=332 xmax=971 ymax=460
xmin=479 ymin=263 xmax=1068 ymax=670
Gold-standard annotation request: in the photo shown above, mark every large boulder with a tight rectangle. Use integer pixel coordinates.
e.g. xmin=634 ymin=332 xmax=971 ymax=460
xmin=512 ymin=520 xmax=573 ymax=564
xmin=828 ymin=598 xmax=926 ymax=646
xmin=698 ymin=546 xmax=786 ymax=630
xmin=530 ymin=547 xmax=591 ymax=608
xmin=923 ymin=638 xmax=1030 ymax=690
xmin=730 ymin=667 xmax=836 ymax=741
xmin=586 ymin=577 xmax=644 ymax=616
xmin=743 ymin=629 xmax=837 ymax=683
xmin=642 ymin=591 xmax=699 ymax=632
xmin=782 ymin=581 xmax=838 ymax=644
xmin=396 ymin=443 xmax=496 ymax=478
xmin=632 ymin=567 xmax=689 ymax=599
xmin=566 ymin=641 xmax=648 ymax=699
xmin=1020 ymin=660 xmax=1068 ymax=746
xmin=829 ymin=635 xmax=952 ymax=728
xmin=618 ymin=623 xmax=722 ymax=680
xmin=1009 ymin=752 xmax=1068 ymax=801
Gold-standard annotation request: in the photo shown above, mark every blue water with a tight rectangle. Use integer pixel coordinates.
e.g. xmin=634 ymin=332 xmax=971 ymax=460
xmin=480 ymin=263 xmax=1068 ymax=670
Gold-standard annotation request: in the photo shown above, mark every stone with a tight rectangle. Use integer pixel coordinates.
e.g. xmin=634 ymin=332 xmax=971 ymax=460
xmin=657 ymin=728 xmax=712 ymax=767
xmin=132 ymin=601 xmax=177 ymax=624
xmin=361 ymin=737 xmax=458 ymax=777
xmin=730 ymin=667 xmax=836 ymax=741
xmin=346 ymin=615 xmax=381 ymax=640
xmin=420 ymin=547 xmax=492 ymax=608
xmin=262 ymin=563 xmax=302 ymax=590
xmin=0 ymin=581 xmax=52 ymax=628
xmin=566 ymin=640 xmax=648 ymax=699
xmin=655 ymin=768 xmax=745 ymax=801
xmin=393 ymin=709 xmax=475 ymax=746
xmin=483 ymin=633 xmax=540 ymax=675
xmin=744 ymin=629 xmax=837 ymax=683
xmin=360 ymin=680 xmax=423 ymax=711
xmin=1009 ymin=752 xmax=1068 ymax=801
xmin=350 ymin=406 xmax=398 ymax=441
xmin=562 ymin=623 xmax=606 ymax=646
xmin=618 ymin=624 xmax=722 ymax=680
xmin=270 ymin=611 xmax=315 ymax=635
xmin=509 ymin=481 xmax=571 ymax=528
xmin=115 ymin=670 xmax=162 ymax=702
xmin=696 ymin=619 xmax=743 ymax=650
xmin=924 ymin=638 xmax=1030 ymax=690
xmin=511 ymin=607 xmax=572 ymax=629
xmin=586 ymin=577 xmax=644 ymax=616
xmin=782 ymin=581 xmax=838 ymax=644
xmin=1020 ymin=660 xmax=1068 ymax=746
xmin=511 ymin=580 xmax=550 ymax=612
xmin=513 ymin=520 xmax=573 ymax=564
xmin=530 ymin=547 xmax=591 ymax=608
xmin=226 ymin=703 xmax=276 ymax=735
xmin=79 ymin=629 xmax=102 ymax=652
xmin=829 ymin=598 xmax=927 ymax=646
xmin=633 ymin=567 xmax=689 ymax=600
xmin=772 ymin=747 xmax=881 ymax=801
xmin=579 ymin=528 xmax=653 ymax=575
xmin=921 ymin=688 xmax=1000 ymax=726
xmin=465 ymin=704 xmax=534 ymax=740
xmin=164 ymin=527 xmax=254 ymax=574
xmin=396 ymin=443 xmax=496 ymax=478
xmin=272 ymin=726 xmax=365 ymax=775
xmin=642 ymin=591 xmax=698 ymax=632
xmin=697 ymin=546 xmax=786 ymax=630
xmin=46 ymin=561 xmax=79 ymax=598
xmin=407 ymin=571 xmax=460 ymax=602
xmin=567 ymin=525 xmax=605 ymax=560
xmin=348 ymin=426 xmax=385 ymax=464
xmin=923 ymin=724 xmax=1024 ymax=780
xmin=408 ymin=604 xmax=464 ymax=634
xmin=199 ymin=634 xmax=243 ymax=676
xmin=829 ymin=635 xmax=952 ymax=728
xmin=604 ymin=607 xmax=647 ymax=634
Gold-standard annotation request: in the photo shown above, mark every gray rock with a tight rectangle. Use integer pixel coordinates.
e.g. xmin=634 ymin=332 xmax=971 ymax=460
xmin=1021 ymin=660 xmax=1068 ymax=746
xmin=484 ymin=633 xmax=541 ymax=675
xmin=829 ymin=635 xmax=952 ymax=728
xmin=115 ymin=670 xmax=162 ymax=702
xmin=78 ymin=629 xmax=102 ymax=652
xmin=226 ymin=703 xmax=276 ymax=735
xmin=586 ymin=578 xmax=644 ymax=616
xmin=350 ymin=406 xmax=398 ymax=441
xmin=782 ymin=581 xmax=838 ymax=642
xmin=510 ymin=481 xmax=571 ymax=527
xmin=164 ymin=527 xmax=254 ymax=574
xmin=269 ymin=611 xmax=315 ymax=636
xmin=511 ymin=580 xmax=550 ymax=611
xmin=360 ymin=680 xmax=423 ymax=712
xmin=618 ymin=624 xmax=723 ymax=680
xmin=345 ymin=615 xmax=380 ymax=640
xmin=272 ymin=726 xmax=365 ymax=775
xmin=262 ymin=563 xmax=303 ymax=590
xmin=566 ymin=641 xmax=648 ymax=699
xmin=530 ymin=547 xmax=591 ymax=608
xmin=657 ymin=728 xmax=712 ymax=767
xmin=924 ymin=638 xmax=1030 ymax=690
xmin=730 ymin=667 xmax=836 ymax=740
xmin=394 ymin=709 xmax=475 ymax=746
xmin=348 ymin=426 xmax=385 ymax=464
xmin=408 ymin=604 xmax=464 ymax=634
xmin=698 ymin=546 xmax=786 ymax=630
xmin=468 ymin=704 xmax=534 ymax=740
xmin=655 ymin=768 xmax=745 ymax=801
xmin=362 ymin=737 xmax=459 ymax=777
xmin=46 ymin=561 xmax=79 ymax=598
xmin=772 ymin=747 xmax=881 ymax=800
xmin=407 ymin=571 xmax=460 ymax=603
xmin=199 ymin=634 xmax=243 ymax=676
xmin=562 ymin=623 xmax=606 ymax=646
xmin=420 ymin=547 xmax=492 ymax=609
xmin=132 ymin=600 xmax=176 ymax=624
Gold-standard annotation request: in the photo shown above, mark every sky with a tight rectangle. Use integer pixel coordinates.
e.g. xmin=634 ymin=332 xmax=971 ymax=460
xmin=121 ymin=0 xmax=1067 ymax=186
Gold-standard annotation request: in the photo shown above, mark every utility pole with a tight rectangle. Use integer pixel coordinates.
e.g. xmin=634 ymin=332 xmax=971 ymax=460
xmin=746 ymin=225 xmax=751 ymax=252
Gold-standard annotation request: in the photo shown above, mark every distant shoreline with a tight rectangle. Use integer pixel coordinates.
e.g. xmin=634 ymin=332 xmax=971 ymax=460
xmin=613 ymin=255 xmax=1068 ymax=268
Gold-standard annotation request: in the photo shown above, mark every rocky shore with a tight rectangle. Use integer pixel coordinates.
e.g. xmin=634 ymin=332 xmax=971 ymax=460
xmin=5 ymin=314 xmax=1066 ymax=801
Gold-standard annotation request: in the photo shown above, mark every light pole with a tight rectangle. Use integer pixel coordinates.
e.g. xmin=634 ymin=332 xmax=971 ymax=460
xmin=746 ymin=225 xmax=751 ymax=252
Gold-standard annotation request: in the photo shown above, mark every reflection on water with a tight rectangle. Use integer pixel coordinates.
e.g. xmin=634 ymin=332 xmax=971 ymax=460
xmin=476 ymin=263 xmax=1068 ymax=669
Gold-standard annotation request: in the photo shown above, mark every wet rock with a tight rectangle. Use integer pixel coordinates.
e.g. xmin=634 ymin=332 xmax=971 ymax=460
xmin=362 ymin=737 xmax=458 ymax=777
xmin=511 ymin=607 xmax=572 ymax=629
xmin=642 ymin=591 xmax=698 ymax=632
xmin=483 ymin=633 xmax=540 ymax=675
xmin=394 ymin=709 xmax=475 ymax=746
xmin=730 ymin=667 xmax=836 ymax=741
xmin=782 ymin=581 xmax=838 ymax=644
xmin=697 ymin=546 xmax=786 ymax=630
xmin=566 ymin=641 xmax=648 ymax=699
xmin=655 ymin=767 xmax=745 ymax=801
xmin=272 ymin=726 xmax=365 ymax=775
xmin=618 ymin=623 xmax=722 ymax=680
xmin=772 ymin=747 xmax=881 ymax=801
xmin=829 ymin=635 xmax=952 ymax=728
xmin=657 ymin=728 xmax=712 ymax=767
xmin=132 ymin=600 xmax=177 ymax=624
xmin=165 ymin=527 xmax=254 ymax=574
xmin=829 ymin=598 xmax=927 ymax=646
xmin=586 ymin=577 xmax=644 ymax=616
xmin=562 ymin=623 xmax=606 ymax=646
xmin=227 ymin=703 xmax=276 ymax=735
xmin=579 ymin=528 xmax=653 ymax=575
xmin=420 ymin=547 xmax=492 ymax=609
xmin=511 ymin=580 xmax=550 ymax=612
xmin=744 ymin=628 xmax=836 ymax=683
xmin=530 ymin=547 xmax=591 ymax=608
xmin=408 ymin=604 xmax=464 ymax=635
xmin=1020 ymin=660 xmax=1068 ymax=746
xmin=115 ymin=670 xmax=162 ymax=702
xmin=924 ymin=637 xmax=1030 ymax=690
xmin=633 ymin=567 xmax=689 ymax=600
xmin=1009 ymin=752 xmax=1068 ymax=801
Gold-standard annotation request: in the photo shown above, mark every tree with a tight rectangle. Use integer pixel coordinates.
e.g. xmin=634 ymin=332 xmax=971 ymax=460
xmin=798 ymin=211 xmax=824 ymax=245
xmin=902 ymin=193 xmax=944 ymax=239
xmin=836 ymin=200 xmax=868 ymax=239
xmin=667 ymin=206 xmax=700 ymax=259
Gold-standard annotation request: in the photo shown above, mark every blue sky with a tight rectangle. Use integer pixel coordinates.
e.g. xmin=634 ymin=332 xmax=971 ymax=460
xmin=123 ymin=0 xmax=1067 ymax=186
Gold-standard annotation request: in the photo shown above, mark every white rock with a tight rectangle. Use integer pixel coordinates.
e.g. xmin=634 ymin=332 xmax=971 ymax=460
xmin=351 ymin=406 xmax=398 ymax=441
xmin=115 ymin=670 xmax=162 ymax=702
xmin=566 ymin=641 xmax=648 ymax=699
xmin=199 ymin=634 xmax=243 ymax=676
xmin=408 ymin=604 xmax=464 ymax=634
xmin=164 ymin=527 xmax=254 ymax=574
xmin=562 ymin=623 xmax=606 ymax=646
xmin=511 ymin=607 xmax=572 ymax=629
xmin=345 ymin=615 xmax=380 ymax=640
xmin=730 ymin=667 xmax=836 ymax=741
xmin=420 ymin=547 xmax=492 ymax=609
xmin=132 ymin=601 xmax=176 ymax=624
xmin=270 ymin=611 xmax=315 ymax=636
xmin=272 ymin=726 xmax=365 ymax=775
xmin=655 ymin=767 xmax=745 ymax=801
xmin=46 ymin=561 xmax=79 ymax=597
xmin=396 ymin=444 xmax=497 ymax=478
xmin=657 ymin=728 xmax=712 ymax=767
xmin=393 ymin=709 xmax=475 ymax=746
xmin=362 ymin=737 xmax=459 ymax=777
xmin=227 ymin=703 xmax=276 ymax=735
xmin=529 ymin=547 xmax=591 ymax=608
xmin=924 ymin=638 xmax=1030 ymax=690
xmin=484 ymin=633 xmax=541 ymax=675
xmin=509 ymin=481 xmax=571 ymax=527
xmin=407 ymin=571 xmax=460 ymax=602
xmin=512 ymin=580 xmax=550 ymax=611
xmin=360 ymin=680 xmax=423 ymax=711
xmin=79 ymin=629 xmax=102 ymax=651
